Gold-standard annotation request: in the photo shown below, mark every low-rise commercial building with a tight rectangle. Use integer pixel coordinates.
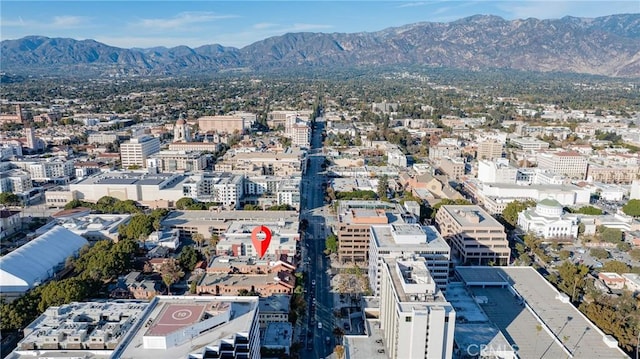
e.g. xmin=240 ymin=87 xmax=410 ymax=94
xmin=336 ymin=201 xmax=417 ymax=264
xmin=435 ymin=205 xmax=510 ymax=266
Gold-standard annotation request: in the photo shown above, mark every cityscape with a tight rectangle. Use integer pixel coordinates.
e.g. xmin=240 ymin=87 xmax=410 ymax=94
xmin=1 ymin=3 xmax=640 ymax=359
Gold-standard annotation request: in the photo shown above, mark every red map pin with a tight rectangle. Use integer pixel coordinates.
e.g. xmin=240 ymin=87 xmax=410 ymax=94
xmin=251 ymin=225 xmax=272 ymax=258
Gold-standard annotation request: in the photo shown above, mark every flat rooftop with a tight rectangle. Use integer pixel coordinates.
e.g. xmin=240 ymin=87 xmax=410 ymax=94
xmin=118 ymin=296 xmax=258 ymax=359
xmin=371 ymin=225 xmax=449 ymax=251
xmin=342 ymin=319 xmax=388 ymax=359
xmin=146 ymin=303 xmax=208 ymax=336
xmin=162 ymin=210 xmax=300 ymax=228
xmin=441 ymin=205 xmax=503 ymax=228
xmin=456 ymin=267 xmax=628 ymax=359
xmin=75 ymin=172 xmax=177 ymax=186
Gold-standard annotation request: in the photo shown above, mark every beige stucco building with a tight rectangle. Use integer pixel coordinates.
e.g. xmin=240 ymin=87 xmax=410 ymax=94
xmin=435 ymin=205 xmax=510 ymax=266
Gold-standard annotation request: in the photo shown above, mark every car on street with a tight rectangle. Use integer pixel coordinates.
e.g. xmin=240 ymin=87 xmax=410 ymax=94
xmin=318 ymin=322 xmax=322 ymax=329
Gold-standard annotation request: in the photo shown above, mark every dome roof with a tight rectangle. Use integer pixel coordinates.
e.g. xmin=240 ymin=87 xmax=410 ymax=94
xmin=176 ymin=119 xmax=186 ymax=125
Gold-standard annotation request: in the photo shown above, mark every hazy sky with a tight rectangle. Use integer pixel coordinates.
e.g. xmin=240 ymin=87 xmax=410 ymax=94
xmin=1 ymin=1 xmax=638 ymax=48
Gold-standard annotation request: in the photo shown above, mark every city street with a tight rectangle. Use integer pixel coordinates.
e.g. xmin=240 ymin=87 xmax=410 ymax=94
xmin=299 ymin=118 xmax=334 ymax=359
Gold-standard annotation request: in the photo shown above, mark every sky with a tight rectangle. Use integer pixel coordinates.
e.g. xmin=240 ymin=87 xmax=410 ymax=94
xmin=1 ymin=1 xmax=638 ymax=49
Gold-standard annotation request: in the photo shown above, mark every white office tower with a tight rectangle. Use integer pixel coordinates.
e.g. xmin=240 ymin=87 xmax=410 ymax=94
xmin=120 ymin=135 xmax=161 ymax=169
xmin=379 ymin=257 xmax=455 ymax=359
xmin=368 ymin=224 xmax=450 ymax=294
xmin=631 ymin=180 xmax=640 ymax=200
xmin=477 ymin=158 xmax=517 ymax=184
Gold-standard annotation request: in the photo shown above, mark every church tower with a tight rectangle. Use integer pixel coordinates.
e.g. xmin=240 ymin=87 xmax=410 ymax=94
xmin=174 ymin=118 xmax=191 ymax=142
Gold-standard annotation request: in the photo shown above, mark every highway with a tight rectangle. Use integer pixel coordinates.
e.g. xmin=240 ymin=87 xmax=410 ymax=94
xmin=299 ymin=117 xmax=334 ymax=359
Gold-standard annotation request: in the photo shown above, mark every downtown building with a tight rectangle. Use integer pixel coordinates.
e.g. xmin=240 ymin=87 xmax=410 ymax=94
xmin=335 ymin=200 xmax=418 ymax=264
xmin=146 ymin=150 xmax=208 ymax=173
xmin=119 ymin=135 xmax=161 ymax=169
xmin=8 ymin=296 xmax=261 ymax=359
xmin=368 ymin=224 xmax=450 ymax=294
xmin=182 ymin=172 xmax=244 ymax=209
xmin=379 ymin=257 xmax=455 ymax=359
xmin=11 ymin=159 xmax=74 ymax=182
xmin=536 ymin=151 xmax=588 ymax=180
xmin=435 ymin=205 xmax=510 ymax=266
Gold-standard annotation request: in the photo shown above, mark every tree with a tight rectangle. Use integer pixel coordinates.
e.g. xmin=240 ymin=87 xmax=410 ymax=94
xmin=175 ymin=197 xmax=197 ymax=210
xmin=559 ymin=250 xmax=571 ymax=260
xmin=159 ymin=259 xmax=184 ymax=295
xmin=553 ymin=261 xmax=590 ymax=302
xmin=0 ymin=192 xmax=20 ymax=206
xmin=118 ymin=214 xmax=153 ymax=241
xmin=590 ymin=248 xmax=609 ymax=260
xmin=325 ymin=233 xmax=338 ymax=254
xmin=622 ymin=199 xmax=640 ymax=217
xmin=502 ymin=200 xmax=536 ymax=227
xmin=574 ymin=206 xmax=603 ymax=215
xmin=602 ymin=260 xmax=629 ymax=274
xmin=192 ymin=233 xmax=205 ymax=252
xmin=599 ymin=226 xmax=622 ymax=244
xmin=178 ymin=246 xmax=199 ymax=271
xmin=335 ymin=345 xmax=345 ymax=359
xmin=377 ymin=175 xmax=389 ymax=201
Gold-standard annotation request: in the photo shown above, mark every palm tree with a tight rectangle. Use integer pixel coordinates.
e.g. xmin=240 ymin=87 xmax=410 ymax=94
xmin=192 ymin=233 xmax=205 ymax=253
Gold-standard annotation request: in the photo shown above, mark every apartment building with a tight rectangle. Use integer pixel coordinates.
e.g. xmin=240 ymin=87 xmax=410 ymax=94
xmin=182 ymin=172 xmax=244 ymax=209
xmin=336 ymin=201 xmax=417 ymax=264
xmin=244 ymin=175 xmax=301 ymax=209
xmin=284 ymin=115 xmax=312 ymax=148
xmin=10 ymin=160 xmax=74 ymax=182
xmin=215 ymin=149 xmax=306 ymax=176
xmin=146 ymin=150 xmax=208 ymax=173
xmin=119 ymin=135 xmax=160 ymax=169
xmin=476 ymin=140 xmax=503 ymax=160
xmin=435 ymin=205 xmax=510 ymax=266
xmin=0 ymin=169 xmax=32 ymax=194
xmin=536 ymin=151 xmax=588 ymax=180
xmin=379 ymin=257 xmax=455 ymax=359
xmin=368 ymin=224 xmax=450 ymax=294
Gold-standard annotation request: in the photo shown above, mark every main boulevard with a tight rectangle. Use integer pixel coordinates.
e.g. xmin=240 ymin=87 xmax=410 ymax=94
xmin=299 ymin=117 xmax=335 ymax=359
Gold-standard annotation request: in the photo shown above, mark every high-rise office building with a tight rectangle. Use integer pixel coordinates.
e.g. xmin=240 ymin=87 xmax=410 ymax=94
xmin=379 ymin=257 xmax=455 ymax=359
xmin=120 ymin=135 xmax=161 ymax=169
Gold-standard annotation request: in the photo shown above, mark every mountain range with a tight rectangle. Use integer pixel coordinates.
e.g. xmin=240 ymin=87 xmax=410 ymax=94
xmin=1 ymin=14 xmax=639 ymax=78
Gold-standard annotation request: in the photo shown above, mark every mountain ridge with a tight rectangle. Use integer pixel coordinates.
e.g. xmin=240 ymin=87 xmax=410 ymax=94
xmin=2 ymin=14 xmax=639 ymax=77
